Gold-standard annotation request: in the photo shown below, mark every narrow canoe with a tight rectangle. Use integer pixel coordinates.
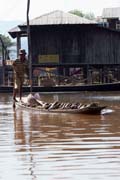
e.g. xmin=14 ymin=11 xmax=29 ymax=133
xmin=15 ymin=100 xmax=106 ymax=115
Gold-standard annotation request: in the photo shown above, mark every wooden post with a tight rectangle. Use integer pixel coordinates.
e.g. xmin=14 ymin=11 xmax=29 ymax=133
xmin=27 ymin=0 xmax=32 ymax=92
xmin=16 ymin=34 xmax=21 ymax=57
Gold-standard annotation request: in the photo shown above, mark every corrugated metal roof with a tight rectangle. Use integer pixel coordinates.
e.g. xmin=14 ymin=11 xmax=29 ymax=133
xmin=22 ymin=10 xmax=96 ymax=25
xmin=102 ymin=7 xmax=120 ymax=19
xmin=8 ymin=10 xmax=97 ymax=38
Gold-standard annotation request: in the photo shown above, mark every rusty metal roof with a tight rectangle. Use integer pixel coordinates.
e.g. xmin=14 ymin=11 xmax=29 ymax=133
xmin=102 ymin=7 xmax=120 ymax=19
xmin=22 ymin=10 xmax=96 ymax=25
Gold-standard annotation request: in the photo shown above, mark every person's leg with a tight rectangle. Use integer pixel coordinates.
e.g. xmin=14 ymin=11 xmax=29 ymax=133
xmin=19 ymin=78 xmax=24 ymax=101
xmin=13 ymin=77 xmax=20 ymax=101
xmin=13 ymin=88 xmax=18 ymax=101
xmin=13 ymin=88 xmax=18 ymax=108
xmin=19 ymin=84 xmax=22 ymax=100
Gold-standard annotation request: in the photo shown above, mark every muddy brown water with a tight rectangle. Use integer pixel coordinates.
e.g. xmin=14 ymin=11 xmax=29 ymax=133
xmin=0 ymin=92 xmax=120 ymax=180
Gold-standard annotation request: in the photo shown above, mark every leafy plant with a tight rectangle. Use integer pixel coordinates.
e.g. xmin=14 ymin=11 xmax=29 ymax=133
xmin=0 ymin=34 xmax=15 ymax=59
xmin=69 ymin=9 xmax=95 ymax=20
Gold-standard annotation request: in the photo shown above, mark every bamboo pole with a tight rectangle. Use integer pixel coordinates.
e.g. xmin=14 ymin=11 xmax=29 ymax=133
xmin=27 ymin=0 xmax=32 ymax=92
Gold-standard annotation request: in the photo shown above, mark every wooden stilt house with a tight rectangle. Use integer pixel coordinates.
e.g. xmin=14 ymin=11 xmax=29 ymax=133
xmin=8 ymin=10 xmax=120 ymax=87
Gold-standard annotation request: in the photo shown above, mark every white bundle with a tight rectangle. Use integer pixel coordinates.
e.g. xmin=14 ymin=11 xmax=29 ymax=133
xmin=34 ymin=93 xmax=41 ymax=100
xmin=26 ymin=93 xmax=38 ymax=105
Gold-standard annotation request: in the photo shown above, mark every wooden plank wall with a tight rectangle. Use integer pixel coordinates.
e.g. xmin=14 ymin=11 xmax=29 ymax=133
xmin=30 ymin=25 xmax=120 ymax=65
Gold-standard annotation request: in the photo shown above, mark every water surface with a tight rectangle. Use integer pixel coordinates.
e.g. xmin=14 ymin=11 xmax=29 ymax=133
xmin=0 ymin=92 xmax=120 ymax=180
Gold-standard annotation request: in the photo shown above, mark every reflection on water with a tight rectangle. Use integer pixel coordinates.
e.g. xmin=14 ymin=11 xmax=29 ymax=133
xmin=0 ymin=92 xmax=120 ymax=180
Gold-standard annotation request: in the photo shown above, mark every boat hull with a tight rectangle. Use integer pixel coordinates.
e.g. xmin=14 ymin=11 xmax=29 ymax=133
xmin=1 ymin=82 xmax=120 ymax=93
xmin=15 ymin=101 xmax=106 ymax=115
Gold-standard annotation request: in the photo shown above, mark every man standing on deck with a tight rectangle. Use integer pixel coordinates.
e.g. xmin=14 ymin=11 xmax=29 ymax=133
xmin=13 ymin=49 xmax=28 ymax=103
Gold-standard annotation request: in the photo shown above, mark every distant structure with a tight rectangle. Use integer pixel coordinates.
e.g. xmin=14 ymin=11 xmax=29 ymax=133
xmin=2 ymin=10 xmax=120 ymax=87
xmin=102 ymin=7 xmax=120 ymax=30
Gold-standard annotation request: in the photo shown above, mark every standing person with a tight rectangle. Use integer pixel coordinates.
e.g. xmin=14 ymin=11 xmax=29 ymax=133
xmin=13 ymin=49 xmax=28 ymax=103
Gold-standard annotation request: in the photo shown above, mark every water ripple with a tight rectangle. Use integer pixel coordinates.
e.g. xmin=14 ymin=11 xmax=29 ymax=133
xmin=0 ymin=93 xmax=120 ymax=180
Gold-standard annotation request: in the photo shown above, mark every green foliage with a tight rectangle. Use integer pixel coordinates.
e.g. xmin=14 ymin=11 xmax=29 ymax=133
xmin=0 ymin=34 xmax=14 ymax=55
xmin=69 ymin=9 xmax=84 ymax=17
xmin=69 ymin=9 xmax=95 ymax=20
xmin=84 ymin=12 xmax=95 ymax=20
xmin=0 ymin=34 xmax=13 ymax=47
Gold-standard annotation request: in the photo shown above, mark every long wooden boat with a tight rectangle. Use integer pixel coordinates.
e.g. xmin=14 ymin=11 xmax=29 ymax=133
xmin=15 ymin=100 xmax=107 ymax=115
xmin=1 ymin=82 xmax=120 ymax=93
